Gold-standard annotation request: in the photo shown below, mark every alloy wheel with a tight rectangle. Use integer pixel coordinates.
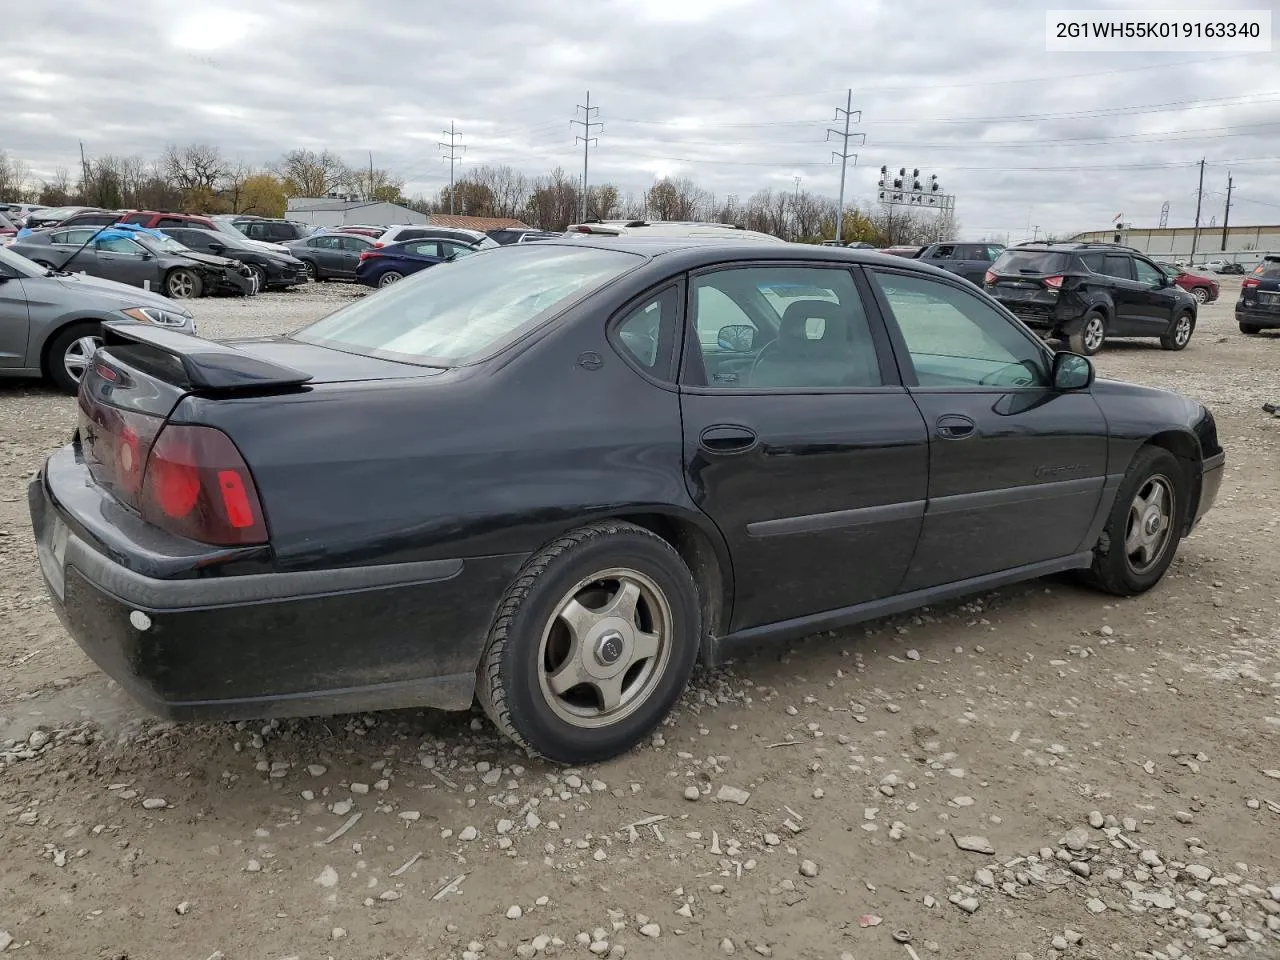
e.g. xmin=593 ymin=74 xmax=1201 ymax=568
xmin=536 ymin=567 xmax=672 ymax=728
xmin=1174 ymin=315 xmax=1192 ymax=346
xmin=167 ymin=271 xmax=196 ymax=299
xmin=1124 ymin=474 xmax=1174 ymax=575
xmin=63 ymin=335 xmax=103 ymax=384
xmin=378 ymin=271 xmax=403 ymax=287
xmin=1083 ymin=316 xmax=1105 ymax=353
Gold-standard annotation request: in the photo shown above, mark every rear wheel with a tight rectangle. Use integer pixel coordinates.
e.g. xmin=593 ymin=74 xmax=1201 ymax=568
xmin=1239 ymin=322 xmax=1261 ymax=334
xmin=1082 ymin=446 xmax=1184 ymax=596
xmin=46 ymin=321 xmax=103 ymax=394
xmin=165 ymin=268 xmax=203 ymax=300
xmin=477 ymin=521 xmax=701 ymax=764
xmin=1068 ymin=311 xmax=1107 ymax=356
xmin=377 ymin=271 xmax=404 ymax=288
xmin=1191 ymin=286 xmax=1209 ymax=304
xmin=1161 ymin=311 xmax=1194 ymax=351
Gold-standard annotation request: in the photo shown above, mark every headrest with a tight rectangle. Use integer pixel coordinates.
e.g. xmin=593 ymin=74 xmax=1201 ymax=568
xmin=778 ymin=299 xmax=847 ymax=343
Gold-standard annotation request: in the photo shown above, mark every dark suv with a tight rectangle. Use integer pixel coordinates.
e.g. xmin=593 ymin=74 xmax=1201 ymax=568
xmin=232 ymin=218 xmax=314 ymax=242
xmin=1236 ymin=256 xmax=1280 ymax=334
xmin=984 ymin=242 xmax=1197 ymax=355
xmin=917 ymin=241 xmax=1005 ymax=285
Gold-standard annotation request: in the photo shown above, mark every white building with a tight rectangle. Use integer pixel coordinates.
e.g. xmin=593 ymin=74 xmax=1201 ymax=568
xmin=1070 ymin=223 xmax=1280 ymax=266
xmin=286 ymin=197 xmax=429 ymax=228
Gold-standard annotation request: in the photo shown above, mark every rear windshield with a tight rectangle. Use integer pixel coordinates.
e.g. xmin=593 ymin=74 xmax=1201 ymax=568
xmin=992 ymin=250 xmax=1071 ymax=275
xmin=291 ymin=245 xmax=643 ymax=366
xmin=1255 ymin=260 xmax=1280 ymax=279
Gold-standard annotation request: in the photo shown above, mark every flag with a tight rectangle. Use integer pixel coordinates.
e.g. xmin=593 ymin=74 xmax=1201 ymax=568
xmin=1114 ymin=212 xmax=1123 ymax=222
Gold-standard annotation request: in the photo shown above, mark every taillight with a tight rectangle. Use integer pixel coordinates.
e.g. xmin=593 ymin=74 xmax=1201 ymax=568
xmin=983 ymin=270 xmax=996 ymax=285
xmin=140 ymin=425 xmax=268 ymax=546
xmin=359 ymin=250 xmax=379 ymax=262
xmin=1043 ymin=275 xmax=1064 ymax=290
xmin=373 ymin=241 xmax=384 ymax=248
xmin=1243 ymin=278 xmax=1260 ymax=289
xmin=576 ymin=226 xmax=592 ymax=233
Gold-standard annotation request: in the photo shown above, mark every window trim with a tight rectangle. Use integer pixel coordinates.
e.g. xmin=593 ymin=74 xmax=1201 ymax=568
xmin=605 ymin=280 xmax=685 ymax=387
xmin=676 ymin=260 xmax=902 ymax=395
xmin=865 ymin=265 xmax=1056 ymax=393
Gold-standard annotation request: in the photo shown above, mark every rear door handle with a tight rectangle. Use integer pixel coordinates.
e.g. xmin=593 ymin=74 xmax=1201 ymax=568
xmin=935 ymin=414 xmax=976 ymax=440
xmin=699 ymin=424 xmax=758 ymax=455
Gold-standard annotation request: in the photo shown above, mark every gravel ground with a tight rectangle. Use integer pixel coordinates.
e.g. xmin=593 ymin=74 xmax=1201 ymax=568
xmin=1 ymin=278 xmax=1278 ymax=960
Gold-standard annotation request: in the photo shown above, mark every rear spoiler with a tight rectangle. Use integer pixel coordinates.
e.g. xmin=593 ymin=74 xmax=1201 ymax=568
xmin=101 ymin=321 xmax=313 ymax=393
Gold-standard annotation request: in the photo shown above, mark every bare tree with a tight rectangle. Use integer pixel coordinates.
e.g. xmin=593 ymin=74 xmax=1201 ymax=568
xmin=790 ymin=190 xmax=829 ymax=241
xmin=274 ymin=149 xmax=352 ymax=198
xmin=0 ymin=153 xmax=33 ymax=201
xmin=38 ymin=167 xmax=76 ymax=206
xmin=525 ymin=167 xmax=580 ymax=231
xmin=586 ymin=183 xmax=621 ymax=220
xmin=162 ymin=143 xmax=228 ymax=192
xmin=465 ymin=165 xmax=530 ymax=220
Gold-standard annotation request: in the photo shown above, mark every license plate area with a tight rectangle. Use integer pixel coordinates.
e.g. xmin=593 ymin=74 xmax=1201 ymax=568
xmin=1258 ymin=291 xmax=1280 ymax=305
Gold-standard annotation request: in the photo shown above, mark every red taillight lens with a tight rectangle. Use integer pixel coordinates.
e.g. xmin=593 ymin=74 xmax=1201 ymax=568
xmin=983 ymin=270 xmax=996 ymax=285
xmin=576 ymin=226 xmax=592 ymax=233
xmin=139 ymin=425 xmax=268 ymax=545
xmin=359 ymin=250 xmax=380 ymax=262
xmin=1043 ymin=275 xmax=1064 ymax=290
xmin=1243 ymin=277 xmax=1260 ymax=289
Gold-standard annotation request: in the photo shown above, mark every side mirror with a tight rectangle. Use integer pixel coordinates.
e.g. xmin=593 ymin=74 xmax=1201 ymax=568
xmin=208 ymin=242 xmax=226 ymax=253
xmin=140 ymin=252 xmax=153 ymax=260
xmin=1052 ymin=351 xmax=1093 ymax=391
xmin=717 ymin=324 xmax=756 ymax=352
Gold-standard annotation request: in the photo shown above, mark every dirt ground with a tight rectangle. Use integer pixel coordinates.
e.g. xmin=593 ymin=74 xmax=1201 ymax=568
xmin=1 ymin=278 xmax=1277 ymax=960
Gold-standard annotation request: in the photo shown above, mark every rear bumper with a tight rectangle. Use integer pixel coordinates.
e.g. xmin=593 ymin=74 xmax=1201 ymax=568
xmin=1235 ymin=304 xmax=1280 ymax=329
xmin=28 ymin=445 xmax=523 ymax=721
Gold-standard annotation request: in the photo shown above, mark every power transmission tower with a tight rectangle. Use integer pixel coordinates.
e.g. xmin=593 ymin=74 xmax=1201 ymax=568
xmin=1220 ymin=172 xmax=1233 ymax=251
xmin=1190 ymin=158 xmax=1205 ymax=262
xmin=438 ymin=122 xmax=465 ymax=215
xmin=1158 ymin=200 xmax=1170 ymax=228
xmin=826 ymin=89 xmax=864 ymax=244
xmin=572 ymin=91 xmax=602 ymax=223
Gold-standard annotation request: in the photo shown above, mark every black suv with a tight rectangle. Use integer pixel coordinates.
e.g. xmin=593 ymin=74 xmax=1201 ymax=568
xmin=984 ymin=242 xmax=1197 ymax=355
xmin=917 ymin=241 xmax=1005 ymax=285
xmin=232 ymin=218 xmax=314 ymax=242
xmin=1236 ymin=256 xmax=1280 ymax=334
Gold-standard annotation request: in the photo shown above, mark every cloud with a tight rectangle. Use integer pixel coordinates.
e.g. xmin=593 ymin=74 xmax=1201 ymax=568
xmin=2 ymin=0 xmax=1277 ymax=238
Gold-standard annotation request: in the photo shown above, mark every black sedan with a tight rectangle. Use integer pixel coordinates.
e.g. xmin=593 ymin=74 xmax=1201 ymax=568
xmin=160 ymin=227 xmax=309 ymax=291
xmin=28 ymin=240 xmax=1225 ymax=763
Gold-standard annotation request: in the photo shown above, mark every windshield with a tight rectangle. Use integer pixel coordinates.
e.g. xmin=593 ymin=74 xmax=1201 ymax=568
xmin=991 ymin=250 xmax=1071 ymax=275
xmin=292 ymin=245 xmax=642 ymax=365
xmin=0 ymin=245 xmax=45 ymax=277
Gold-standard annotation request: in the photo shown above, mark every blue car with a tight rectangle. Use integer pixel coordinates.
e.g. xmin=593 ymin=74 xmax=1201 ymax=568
xmin=355 ymin=237 xmax=483 ymax=288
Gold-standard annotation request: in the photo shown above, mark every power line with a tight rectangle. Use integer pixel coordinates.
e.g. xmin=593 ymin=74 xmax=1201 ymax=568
xmin=437 ymin=122 xmax=465 ymax=214
xmin=571 ymin=90 xmax=602 ymax=222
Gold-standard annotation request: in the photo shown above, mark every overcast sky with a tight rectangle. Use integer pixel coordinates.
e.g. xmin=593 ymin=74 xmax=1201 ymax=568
xmin=4 ymin=0 xmax=1278 ymax=239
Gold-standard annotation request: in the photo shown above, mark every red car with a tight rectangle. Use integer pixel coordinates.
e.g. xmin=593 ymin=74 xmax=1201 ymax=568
xmin=1165 ymin=266 xmax=1219 ymax=305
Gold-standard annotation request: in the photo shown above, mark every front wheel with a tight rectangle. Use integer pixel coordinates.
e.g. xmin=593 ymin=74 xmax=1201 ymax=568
xmin=302 ymin=260 xmax=320 ymax=282
xmin=477 ymin=521 xmax=701 ymax=764
xmin=1161 ymin=312 xmax=1194 ymax=351
xmin=1068 ymin=312 xmax=1107 ymax=356
xmin=248 ymin=264 xmax=268 ymax=293
xmin=165 ymin=268 xmax=203 ymax=300
xmin=1082 ymin=446 xmax=1185 ymax=596
xmin=46 ymin=322 xmax=103 ymax=394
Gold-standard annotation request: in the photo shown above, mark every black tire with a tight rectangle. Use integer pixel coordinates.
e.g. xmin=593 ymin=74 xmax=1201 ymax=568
xmin=301 ymin=260 xmax=320 ymax=282
xmin=1239 ymin=322 xmax=1261 ymax=335
xmin=248 ymin=264 xmax=268 ymax=293
xmin=1161 ymin=311 xmax=1194 ymax=351
xmin=1082 ymin=446 xmax=1185 ymax=597
xmin=45 ymin=321 xmax=104 ymax=395
xmin=165 ymin=268 xmax=203 ymax=300
xmin=477 ymin=520 xmax=701 ymax=764
xmin=1068 ymin=311 xmax=1107 ymax=356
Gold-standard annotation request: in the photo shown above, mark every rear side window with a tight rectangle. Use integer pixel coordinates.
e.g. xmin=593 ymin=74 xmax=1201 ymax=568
xmin=991 ymin=251 xmax=1070 ymax=275
xmin=1099 ymin=255 xmax=1133 ymax=280
xmin=1255 ymin=260 xmax=1280 ymax=279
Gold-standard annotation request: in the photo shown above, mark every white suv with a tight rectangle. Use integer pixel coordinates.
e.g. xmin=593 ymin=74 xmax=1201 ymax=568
xmin=375 ymin=225 xmax=500 ymax=249
xmin=567 ymin=220 xmax=785 ymax=243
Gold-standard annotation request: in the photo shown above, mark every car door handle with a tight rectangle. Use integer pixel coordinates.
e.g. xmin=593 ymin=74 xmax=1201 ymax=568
xmin=699 ymin=424 xmax=758 ymax=455
xmin=935 ymin=414 xmax=976 ymax=440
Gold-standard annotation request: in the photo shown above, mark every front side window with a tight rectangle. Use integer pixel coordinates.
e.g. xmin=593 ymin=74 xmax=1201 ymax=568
xmin=1133 ymin=258 xmax=1164 ymax=285
xmin=687 ymin=266 xmax=882 ymax=389
xmin=96 ymin=237 xmax=145 ymax=255
xmin=871 ymin=270 xmax=1048 ymax=388
xmin=292 ymin=246 xmax=642 ymax=366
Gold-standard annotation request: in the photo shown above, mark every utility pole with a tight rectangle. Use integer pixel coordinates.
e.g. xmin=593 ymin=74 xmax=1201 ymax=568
xmin=571 ymin=91 xmax=602 ymax=223
xmin=368 ymin=151 xmax=374 ymax=201
xmin=826 ymin=89 xmax=863 ymax=244
xmin=79 ymin=140 xmax=90 ymax=192
xmin=1190 ymin=157 xmax=1205 ymax=263
xmin=1220 ymin=172 xmax=1233 ymax=251
xmin=438 ymin=122 xmax=465 ymax=215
